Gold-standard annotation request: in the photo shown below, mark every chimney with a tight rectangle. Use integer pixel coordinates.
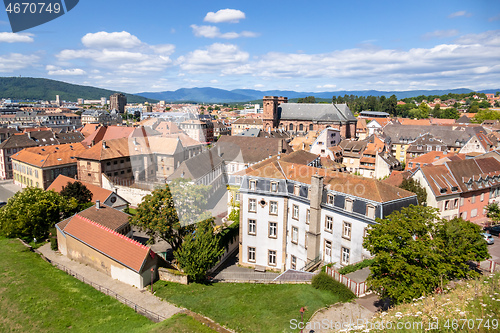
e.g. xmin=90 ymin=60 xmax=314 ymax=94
xmin=307 ymin=174 xmax=323 ymax=262
xmin=91 ymin=139 xmax=95 ymax=146
xmin=102 ymin=140 xmax=106 ymax=149
xmin=278 ymin=139 xmax=284 ymax=154
xmin=96 ymin=200 xmax=100 ymax=209
xmin=27 ymin=131 xmax=31 ymax=139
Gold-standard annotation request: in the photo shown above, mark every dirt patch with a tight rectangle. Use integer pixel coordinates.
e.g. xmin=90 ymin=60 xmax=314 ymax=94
xmin=306 ymin=302 xmax=373 ymax=332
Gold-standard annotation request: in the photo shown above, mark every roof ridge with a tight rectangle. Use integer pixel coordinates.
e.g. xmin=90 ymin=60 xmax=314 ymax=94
xmin=75 ymin=214 xmax=149 ymax=250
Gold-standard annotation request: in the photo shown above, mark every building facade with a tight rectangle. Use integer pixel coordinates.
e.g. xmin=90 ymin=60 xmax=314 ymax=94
xmin=110 ymin=93 xmax=127 ymax=113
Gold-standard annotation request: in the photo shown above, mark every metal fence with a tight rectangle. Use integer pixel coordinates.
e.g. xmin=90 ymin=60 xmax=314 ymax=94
xmin=45 ymin=257 xmax=167 ymax=322
xmin=325 ymin=266 xmax=369 ymax=297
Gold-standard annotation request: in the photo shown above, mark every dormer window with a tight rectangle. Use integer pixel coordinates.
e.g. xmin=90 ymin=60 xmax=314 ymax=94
xmin=293 ymin=185 xmax=300 ymax=196
xmin=327 ymin=194 xmax=334 ymax=205
xmin=270 ymin=182 xmax=278 ymax=193
xmin=249 ymin=180 xmax=256 ymax=190
xmin=345 ymin=198 xmax=353 ymax=212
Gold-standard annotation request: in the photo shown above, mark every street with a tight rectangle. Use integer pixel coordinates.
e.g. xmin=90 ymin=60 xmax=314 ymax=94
xmin=0 ymin=180 xmax=21 ymax=203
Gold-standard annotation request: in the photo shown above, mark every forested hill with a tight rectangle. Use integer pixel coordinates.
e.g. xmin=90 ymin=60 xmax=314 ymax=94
xmin=0 ymin=77 xmax=156 ymax=103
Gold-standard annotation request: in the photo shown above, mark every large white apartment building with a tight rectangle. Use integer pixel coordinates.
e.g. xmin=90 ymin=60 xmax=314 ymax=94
xmin=237 ymin=160 xmax=417 ymax=272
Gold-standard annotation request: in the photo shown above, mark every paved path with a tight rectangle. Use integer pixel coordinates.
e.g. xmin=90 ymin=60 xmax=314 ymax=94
xmin=37 ymin=243 xmax=182 ymax=320
xmin=308 ymin=302 xmax=373 ymax=332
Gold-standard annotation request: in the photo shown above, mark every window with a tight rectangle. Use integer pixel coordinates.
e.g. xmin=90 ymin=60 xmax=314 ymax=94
xmin=327 ymin=194 xmax=334 ymax=205
xmin=345 ymin=198 xmax=353 ymax=212
xmin=248 ymin=247 xmax=256 ymax=262
xmin=299 ymin=124 xmax=303 ymax=131
xmin=249 ymin=180 xmax=256 ymax=190
xmin=363 ymin=227 xmax=368 ymax=239
xmin=306 ymin=209 xmax=310 ymax=224
xmin=248 ymin=219 xmax=256 ymax=235
xmin=341 ymin=247 xmax=350 ymax=265
xmin=292 ymin=226 xmax=298 ymax=244
xmin=289 ymin=123 xmax=294 ymax=131
xmin=471 ymin=208 xmax=478 ymax=218
xmin=292 ymin=204 xmax=299 ymax=219
xmin=324 ymin=240 xmax=332 ymax=260
xmin=480 ymin=193 xmax=484 ymax=202
xmin=249 ymin=199 xmax=256 ymax=212
xmin=268 ymin=250 xmax=277 ymax=266
xmin=269 ymin=222 xmax=277 ymax=238
xmin=291 ymin=255 xmax=297 ymax=269
xmin=460 ymin=197 xmax=464 ymax=206
xmin=471 ymin=196 xmax=476 ymax=204
xmin=325 ymin=216 xmax=333 ymax=232
xmin=270 ymin=182 xmax=278 ymax=193
xmin=309 ymin=124 xmax=314 ymax=131
xmin=366 ymin=205 xmax=375 ymax=219
xmin=269 ymin=201 xmax=278 ymax=215
xmin=343 ymin=222 xmax=351 ymax=240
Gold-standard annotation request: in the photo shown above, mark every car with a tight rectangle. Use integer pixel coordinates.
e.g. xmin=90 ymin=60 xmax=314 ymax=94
xmin=0 ymin=202 xmax=6 ymax=208
xmin=482 ymin=232 xmax=495 ymax=245
xmin=484 ymin=225 xmax=500 ymax=237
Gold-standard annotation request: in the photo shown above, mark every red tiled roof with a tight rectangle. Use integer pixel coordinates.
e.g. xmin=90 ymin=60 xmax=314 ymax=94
xmin=63 ymin=215 xmax=151 ymax=272
xmin=11 ymin=142 xmax=87 ymax=168
xmin=47 ymin=175 xmax=113 ymax=203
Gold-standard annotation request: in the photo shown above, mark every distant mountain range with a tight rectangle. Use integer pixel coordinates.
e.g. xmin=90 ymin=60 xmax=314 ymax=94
xmin=138 ymin=87 xmax=500 ymax=103
xmin=1 ymin=77 xmax=498 ymax=104
xmin=0 ymin=77 xmax=156 ymax=104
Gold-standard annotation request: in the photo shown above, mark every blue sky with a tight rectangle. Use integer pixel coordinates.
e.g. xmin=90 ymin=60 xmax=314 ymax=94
xmin=1 ymin=0 xmax=499 ymax=94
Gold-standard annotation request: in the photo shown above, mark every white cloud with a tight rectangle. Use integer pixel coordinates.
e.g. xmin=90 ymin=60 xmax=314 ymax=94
xmin=177 ymin=43 xmax=249 ymax=72
xmin=191 ymin=25 xmax=258 ymax=39
xmin=448 ymin=11 xmax=472 ymax=18
xmin=254 ymin=84 xmax=264 ymax=88
xmin=48 ymin=68 xmax=87 ymax=76
xmin=151 ymin=44 xmax=176 ymax=55
xmin=489 ymin=14 xmax=500 ymax=22
xmin=0 ymin=53 xmax=39 ymax=72
xmin=422 ymin=29 xmax=459 ymax=40
xmin=81 ymin=31 xmax=142 ymax=49
xmin=0 ymin=32 xmax=34 ymax=43
xmin=316 ymin=84 xmax=337 ymax=89
xmin=204 ymin=9 xmax=245 ymax=23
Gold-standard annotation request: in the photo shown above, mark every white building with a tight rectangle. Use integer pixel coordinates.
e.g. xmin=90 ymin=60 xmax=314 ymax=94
xmin=238 ymin=160 xmax=418 ymax=272
xmin=309 ymin=127 xmax=342 ymax=159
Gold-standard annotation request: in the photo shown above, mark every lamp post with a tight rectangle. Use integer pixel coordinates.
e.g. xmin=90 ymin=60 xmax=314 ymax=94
xmin=300 ymin=307 xmax=305 ymax=333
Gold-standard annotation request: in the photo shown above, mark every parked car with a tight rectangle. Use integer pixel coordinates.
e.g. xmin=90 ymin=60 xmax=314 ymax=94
xmin=0 ymin=201 xmax=6 ymax=208
xmin=484 ymin=225 xmax=500 ymax=237
xmin=482 ymin=232 xmax=495 ymax=245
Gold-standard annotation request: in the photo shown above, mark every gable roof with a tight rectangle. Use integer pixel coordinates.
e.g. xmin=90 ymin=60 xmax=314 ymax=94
xmin=61 ymin=215 xmax=151 ymax=272
xmin=81 ymin=125 xmax=136 ymax=147
xmin=47 ymin=175 xmax=116 ymax=204
xmin=215 ymin=136 xmax=292 ymax=164
xmin=279 ymin=103 xmax=356 ymax=123
xmin=11 ymin=142 xmax=87 ymax=168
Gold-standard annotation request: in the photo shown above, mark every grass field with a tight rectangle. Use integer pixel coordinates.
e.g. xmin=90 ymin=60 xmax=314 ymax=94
xmin=0 ymin=237 xmax=216 ymax=333
xmin=154 ymin=280 xmax=349 ymax=333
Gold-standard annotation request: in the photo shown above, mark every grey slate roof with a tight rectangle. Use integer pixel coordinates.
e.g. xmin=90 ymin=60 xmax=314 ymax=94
xmin=167 ymin=148 xmax=224 ymax=181
xmin=279 ymin=103 xmax=356 ymax=123
xmin=383 ymin=124 xmax=481 ymax=148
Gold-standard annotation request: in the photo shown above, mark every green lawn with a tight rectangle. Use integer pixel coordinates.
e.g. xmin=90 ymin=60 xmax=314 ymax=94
xmin=0 ymin=238 xmax=216 ymax=333
xmin=153 ymin=281 xmax=348 ymax=333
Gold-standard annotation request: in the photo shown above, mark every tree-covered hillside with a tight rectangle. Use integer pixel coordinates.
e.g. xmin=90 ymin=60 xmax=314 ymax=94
xmin=0 ymin=77 xmax=156 ymax=103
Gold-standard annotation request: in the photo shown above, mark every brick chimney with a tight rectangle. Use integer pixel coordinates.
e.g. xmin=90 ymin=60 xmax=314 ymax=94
xmin=278 ymin=139 xmax=284 ymax=154
xmin=96 ymin=200 xmax=100 ymax=209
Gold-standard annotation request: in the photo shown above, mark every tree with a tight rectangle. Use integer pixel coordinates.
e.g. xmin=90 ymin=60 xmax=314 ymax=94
xmin=298 ymin=96 xmax=316 ymax=103
xmin=0 ymin=187 xmax=78 ymax=240
xmin=60 ymin=181 xmax=93 ymax=205
xmin=174 ymin=218 xmax=224 ymax=282
xmin=399 ymin=178 xmax=427 ymax=205
xmin=129 ymin=180 xmax=211 ymax=252
xmin=363 ymin=206 xmax=489 ymax=304
xmin=442 ymin=107 xmax=459 ymax=119
xmin=486 ymin=202 xmax=500 ymax=225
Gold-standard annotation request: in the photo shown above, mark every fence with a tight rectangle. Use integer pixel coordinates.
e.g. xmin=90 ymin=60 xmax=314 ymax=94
xmin=43 ymin=257 xmax=167 ymax=322
xmin=325 ymin=266 xmax=369 ymax=297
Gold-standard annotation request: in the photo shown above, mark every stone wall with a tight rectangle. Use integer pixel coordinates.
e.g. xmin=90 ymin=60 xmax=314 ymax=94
xmin=158 ymin=267 xmax=188 ymax=285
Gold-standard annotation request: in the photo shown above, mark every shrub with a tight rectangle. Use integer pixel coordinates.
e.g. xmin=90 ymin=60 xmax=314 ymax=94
xmin=311 ymin=272 xmax=355 ymax=301
xmin=338 ymin=258 xmax=374 ymax=275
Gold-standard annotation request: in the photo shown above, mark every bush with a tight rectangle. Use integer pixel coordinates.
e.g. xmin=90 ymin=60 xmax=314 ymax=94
xmin=338 ymin=258 xmax=374 ymax=275
xmin=50 ymin=237 xmax=58 ymax=251
xmin=311 ymin=272 xmax=355 ymax=301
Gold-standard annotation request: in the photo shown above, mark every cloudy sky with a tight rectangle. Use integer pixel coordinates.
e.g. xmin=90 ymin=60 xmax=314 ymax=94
xmin=1 ymin=0 xmax=499 ymax=93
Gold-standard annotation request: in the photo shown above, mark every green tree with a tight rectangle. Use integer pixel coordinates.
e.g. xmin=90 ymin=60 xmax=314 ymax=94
xmin=174 ymin=218 xmax=224 ymax=282
xmin=60 ymin=181 xmax=93 ymax=206
xmin=298 ymin=96 xmax=316 ymax=103
xmin=399 ymin=178 xmax=427 ymax=205
xmin=486 ymin=202 xmax=500 ymax=225
xmin=0 ymin=187 xmax=78 ymax=240
xmin=432 ymin=104 xmax=442 ymax=118
xmin=363 ymin=206 xmax=489 ymax=304
xmin=129 ymin=180 xmax=211 ymax=252
xmin=442 ymin=107 xmax=459 ymax=119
